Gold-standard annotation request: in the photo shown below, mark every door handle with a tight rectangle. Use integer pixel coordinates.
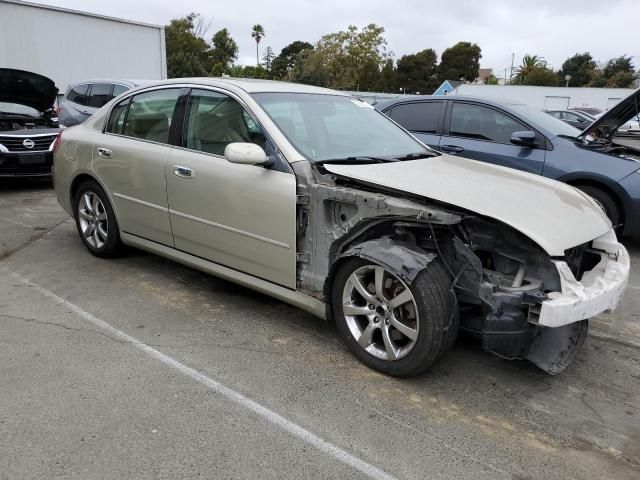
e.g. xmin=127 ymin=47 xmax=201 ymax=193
xmin=97 ymin=147 xmax=112 ymax=158
xmin=172 ymin=165 xmax=195 ymax=178
xmin=440 ymin=145 xmax=465 ymax=154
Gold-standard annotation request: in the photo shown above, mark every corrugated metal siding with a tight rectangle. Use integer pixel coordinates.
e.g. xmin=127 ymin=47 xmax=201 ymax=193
xmin=0 ymin=0 xmax=166 ymax=93
xmin=450 ymin=84 xmax=635 ymax=111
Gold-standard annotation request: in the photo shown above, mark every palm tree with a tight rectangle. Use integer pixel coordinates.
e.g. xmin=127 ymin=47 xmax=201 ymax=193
xmin=251 ymin=24 xmax=265 ymax=67
xmin=514 ymin=54 xmax=546 ymax=84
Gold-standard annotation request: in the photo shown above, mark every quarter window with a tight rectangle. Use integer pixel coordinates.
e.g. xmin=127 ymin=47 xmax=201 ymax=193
xmin=67 ymin=84 xmax=90 ymax=105
xmin=183 ymin=89 xmax=266 ymax=156
xmin=122 ymin=89 xmax=180 ymax=144
xmin=449 ymin=103 xmax=526 ymax=144
xmin=389 ymin=102 xmax=443 ymax=132
xmin=105 ymin=98 xmax=130 ymax=134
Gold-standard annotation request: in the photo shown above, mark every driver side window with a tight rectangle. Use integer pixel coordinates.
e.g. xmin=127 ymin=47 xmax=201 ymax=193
xmin=183 ymin=89 xmax=266 ymax=156
xmin=450 ymin=103 xmax=526 ymax=144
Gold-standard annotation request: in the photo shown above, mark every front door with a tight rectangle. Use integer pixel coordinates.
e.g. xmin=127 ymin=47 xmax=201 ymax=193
xmin=166 ymin=88 xmax=297 ymax=288
xmin=441 ymin=101 xmax=546 ymax=175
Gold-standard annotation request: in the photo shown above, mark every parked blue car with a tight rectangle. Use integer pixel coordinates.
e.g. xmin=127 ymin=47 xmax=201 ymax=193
xmin=376 ymin=92 xmax=640 ymax=236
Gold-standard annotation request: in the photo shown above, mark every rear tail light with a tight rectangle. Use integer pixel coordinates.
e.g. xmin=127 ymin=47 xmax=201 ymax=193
xmin=51 ymin=132 xmax=63 ymax=154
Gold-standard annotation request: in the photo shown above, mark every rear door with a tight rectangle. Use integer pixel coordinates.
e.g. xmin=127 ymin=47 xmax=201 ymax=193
xmin=93 ymin=87 xmax=182 ymax=246
xmin=385 ymin=101 xmax=445 ymax=148
xmin=441 ymin=101 xmax=547 ymax=175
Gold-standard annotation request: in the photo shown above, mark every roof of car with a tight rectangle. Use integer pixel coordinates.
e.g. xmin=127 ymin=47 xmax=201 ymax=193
xmin=136 ymin=77 xmax=344 ymax=96
xmin=374 ymin=95 xmax=525 ymax=111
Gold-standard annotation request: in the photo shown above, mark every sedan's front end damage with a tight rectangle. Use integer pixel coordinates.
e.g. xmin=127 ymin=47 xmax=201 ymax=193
xmin=292 ymin=159 xmax=629 ymax=374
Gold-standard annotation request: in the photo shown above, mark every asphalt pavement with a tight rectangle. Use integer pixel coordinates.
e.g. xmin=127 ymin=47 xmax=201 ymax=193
xmin=1 ymin=180 xmax=639 ymax=479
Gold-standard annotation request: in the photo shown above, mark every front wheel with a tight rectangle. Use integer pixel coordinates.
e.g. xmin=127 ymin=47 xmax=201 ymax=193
xmin=74 ymin=180 xmax=123 ymax=258
xmin=332 ymin=258 xmax=458 ymax=377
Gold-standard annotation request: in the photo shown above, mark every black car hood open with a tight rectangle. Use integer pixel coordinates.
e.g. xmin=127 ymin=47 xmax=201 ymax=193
xmin=0 ymin=69 xmax=58 ymax=113
xmin=580 ymin=88 xmax=640 ymax=140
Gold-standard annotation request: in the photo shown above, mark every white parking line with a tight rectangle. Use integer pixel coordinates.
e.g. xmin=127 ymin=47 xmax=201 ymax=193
xmin=2 ymin=267 xmax=396 ymax=480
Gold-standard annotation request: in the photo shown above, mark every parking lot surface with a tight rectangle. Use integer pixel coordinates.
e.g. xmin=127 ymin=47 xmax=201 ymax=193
xmin=1 ymin=181 xmax=639 ymax=479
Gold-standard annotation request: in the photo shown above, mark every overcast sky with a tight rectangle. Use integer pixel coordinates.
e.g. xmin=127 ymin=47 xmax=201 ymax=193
xmin=37 ymin=0 xmax=638 ymax=77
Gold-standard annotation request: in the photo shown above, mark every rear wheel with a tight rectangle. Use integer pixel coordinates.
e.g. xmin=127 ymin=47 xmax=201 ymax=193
xmin=575 ymin=185 xmax=622 ymax=229
xmin=74 ymin=180 xmax=123 ymax=258
xmin=332 ymin=258 xmax=457 ymax=377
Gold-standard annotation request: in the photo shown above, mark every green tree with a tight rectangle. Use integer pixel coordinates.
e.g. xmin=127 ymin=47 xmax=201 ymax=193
xmin=396 ymin=48 xmax=438 ymax=94
xmin=558 ymin=53 xmax=596 ymax=87
xmin=521 ymin=67 xmax=558 ymax=86
xmin=210 ymin=28 xmax=238 ymax=76
xmin=294 ymin=24 xmax=389 ymax=90
xmin=484 ymin=73 xmax=499 ymax=85
xmin=438 ymin=42 xmax=482 ymax=82
xmin=271 ymin=41 xmax=314 ymax=79
xmin=251 ymin=24 xmax=265 ymax=66
xmin=241 ymin=65 xmax=268 ymax=79
xmin=262 ymin=46 xmax=276 ymax=72
xmin=513 ymin=54 xmax=546 ymax=84
xmin=602 ymin=55 xmax=635 ymax=87
xmin=164 ymin=13 xmax=212 ymax=78
xmin=375 ymin=58 xmax=396 ymax=92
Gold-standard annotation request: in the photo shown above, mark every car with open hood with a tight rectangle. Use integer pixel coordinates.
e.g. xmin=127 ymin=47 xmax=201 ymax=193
xmin=376 ymin=91 xmax=640 ymax=237
xmin=0 ymin=68 xmax=61 ymax=177
xmin=53 ymin=78 xmax=629 ymax=376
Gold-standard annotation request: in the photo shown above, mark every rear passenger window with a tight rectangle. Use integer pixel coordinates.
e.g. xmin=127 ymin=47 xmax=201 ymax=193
xmin=449 ymin=103 xmax=526 ymax=144
xmin=183 ymin=89 xmax=266 ymax=155
xmin=122 ymin=89 xmax=180 ymax=144
xmin=105 ymin=98 xmax=130 ymax=134
xmin=67 ymin=84 xmax=90 ymax=105
xmin=389 ymin=102 xmax=443 ymax=132
xmin=87 ymin=83 xmax=113 ymax=108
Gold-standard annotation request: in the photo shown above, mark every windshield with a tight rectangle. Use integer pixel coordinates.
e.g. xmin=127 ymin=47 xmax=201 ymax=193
xmin=252 ymin=93 xmax=431 ymax=162
xmin=0 ymin=102 xmax=40 ymax=116
xmin=510 ymin=104 xmax=582 ymax=138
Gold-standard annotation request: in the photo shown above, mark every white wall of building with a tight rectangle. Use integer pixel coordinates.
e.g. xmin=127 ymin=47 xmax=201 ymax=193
xmin=0 ymin=0 xmax=166 ymax=93
xmin=449 ymin=84 xmax=635 ymax=111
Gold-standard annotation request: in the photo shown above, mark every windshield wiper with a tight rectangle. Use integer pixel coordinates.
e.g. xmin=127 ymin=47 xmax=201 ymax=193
xmin=394 ymin=152 xmax=436 ymax=161
xmin=317 ymin=156 xmax=398 ymax=164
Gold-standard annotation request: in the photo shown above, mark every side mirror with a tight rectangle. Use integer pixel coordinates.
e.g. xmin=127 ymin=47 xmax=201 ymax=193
xmin=224 ymin=142 xmax=268 ymax=166
xmin=510 ymin=130 xmax=537 ymax=147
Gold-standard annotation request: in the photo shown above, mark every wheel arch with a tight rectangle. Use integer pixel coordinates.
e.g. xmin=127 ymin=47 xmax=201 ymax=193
xmin=69 ymin=173 xmax=122 ymax=229
xmin=560 ymin=173 xmax=630 ymax=227
xmin=323 ymin=236 xmax=437 ymax=321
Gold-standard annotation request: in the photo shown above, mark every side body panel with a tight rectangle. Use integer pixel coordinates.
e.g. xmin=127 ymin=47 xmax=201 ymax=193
xmin=165 ymin=149 xmax=297 ymax=288
xmin=92 ymin=134 xmax=173 ymax=246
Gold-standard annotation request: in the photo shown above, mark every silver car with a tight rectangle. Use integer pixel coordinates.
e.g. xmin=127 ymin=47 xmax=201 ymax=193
xmin=53 ymin=78 xmax=630 ymax=376
xmin=57 ymin=79 xmax=148 ymax=127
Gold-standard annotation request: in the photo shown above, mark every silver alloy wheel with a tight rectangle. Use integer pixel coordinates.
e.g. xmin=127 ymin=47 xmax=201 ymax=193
xmin=78 ymin=191 xmax=108 ymax=249
xmin=342 ymin=264 xmax=419 ymax=361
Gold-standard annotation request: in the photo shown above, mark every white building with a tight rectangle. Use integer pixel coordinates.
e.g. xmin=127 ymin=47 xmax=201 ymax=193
xmin=448 ymin=84 xmax=635 ymax=111
xmin=0 ymin=0 xmax=166 ymax=93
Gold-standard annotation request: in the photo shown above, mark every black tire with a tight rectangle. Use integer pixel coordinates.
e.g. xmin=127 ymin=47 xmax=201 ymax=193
xmin=575 ymin=185 xmax=622 ymax=229
xmin=74 ymin=180 xmax=123 ymax=258
xmin=332 ymin=257 xmax=458 ymax=377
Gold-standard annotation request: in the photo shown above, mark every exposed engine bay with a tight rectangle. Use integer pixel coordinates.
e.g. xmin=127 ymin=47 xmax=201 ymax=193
xmin=0 ymin=113 xmax=58 ymax=132
xmin=291 ymin=160 xmax=617 ymax=374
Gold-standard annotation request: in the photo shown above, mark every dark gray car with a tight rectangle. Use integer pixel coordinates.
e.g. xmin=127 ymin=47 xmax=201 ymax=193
xmin=58 ymin=79 xmax=148 ymax=127
xmin=376 ymin=93 xmax=640 ymax=236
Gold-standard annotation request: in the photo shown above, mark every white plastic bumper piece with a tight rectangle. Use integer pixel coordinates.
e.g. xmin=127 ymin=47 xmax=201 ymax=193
xmin=537 ymin=230 xmax=630 ymax=328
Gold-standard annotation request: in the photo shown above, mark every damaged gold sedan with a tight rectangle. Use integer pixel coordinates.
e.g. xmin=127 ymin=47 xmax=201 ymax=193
xmin=53 ymin=79 xmax=630 ymax=376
